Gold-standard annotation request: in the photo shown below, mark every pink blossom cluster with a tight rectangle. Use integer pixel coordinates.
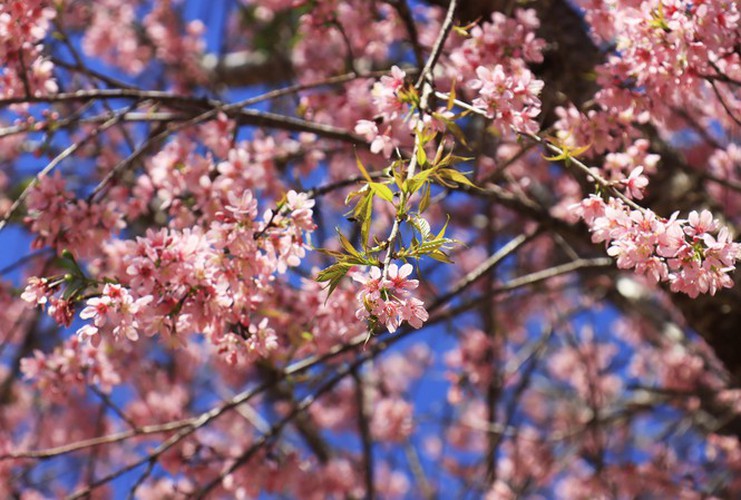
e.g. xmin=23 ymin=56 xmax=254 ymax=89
xmin=352 ymin=263 xmax=428 ymax=333
xmin=136 ymin=132 xmax=303 ymax=224
xmin=370 ymin=65 xmax=407 ymax=122
xmin=292 ymin=277 xmax=367 ymax=356
xmin=583 ymin=0 xmax=740 ymax=97
xmin=448 ymin=8 xmax=545 ymax=75
xmin=82 ymin=0 xmax=152 ymax=74
xmin=82 ymin=0 xmax=206 ymax=84
xmin=292 ymin=3 xmax=437 ymax=165
xmin=442 ymin=9 xmax=545 ymax=135
xmin=293 ymin=0 xmax=403 ymax=83
xmin=552 ymin=103 xmax=648 ymax=158
xmin=291 ymin=5 xmax=437 ymax=165
xmin=354 ymin=118 xmax=395 ymax=158
xmin=354 ymin=65 xmax=456 ymax=157
xmin=25 ymin=171 xmax=125 ymax=256
xmin=214 ymin=317 xmax=279 ymax=366
xmin=444 ymin=329 xmax=496 ymax=404
xmin=141 ymin=3 xmax=207 ymax=88
xmin=563 ymin=0 xmax=741 ymax=151
xmin=119 ymin=190 xmax=312 ymax=341
xmin=0 ymin=0 xmax=58 ymax=99
xmin=77 ymin=283 xmax=153 ymax=346
xmin=469 ymin=64 xmax=544 ymax=135
xmin=20 ymin=336 xmax=121 ymax=401
xmin=24 ymin=172 xmax=125 ymax=258
xmin=127 ymin=384 xmax=190 ymax=426
xmin=444 ymin=399 xmax=488 ymax=453
xmin=354 ymin=65 xmax=408 ymax=158
xmin=603 ymin=139 xmax=660 ymax=188
xmin=370 ymin=397 xmax=414 ymax=442
xmin=22 ymin=189 xmax=315 ymax=356
xmin=548 ymin=327 xmax=622 ymax=406
xmin=375 ymin=344 xmax=432 ymax=393
xmin=485 ymin=429 xmax=555 ymax=499
xmin=574 ymin=196 xmax=741 ymax=297
xmin=310 ymin=378 xmax=358 ymax=432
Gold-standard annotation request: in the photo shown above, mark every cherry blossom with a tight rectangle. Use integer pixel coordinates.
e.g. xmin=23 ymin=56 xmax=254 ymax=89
xmin=574 ymin=196 xmax=741 ymax=296
xmin=2 ymin=1 xmax=741 ymax=497
xmin=353 ymin=263 xmax=428 ymax=333
xmin=469 ymin=64 xmax=544 ymax=134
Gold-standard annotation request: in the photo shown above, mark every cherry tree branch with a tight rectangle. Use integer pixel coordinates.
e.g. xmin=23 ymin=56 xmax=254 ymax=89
xmin=352 ymin=368 xmax=376 ymax=500
xmin=390 ymin=0 xmax=426 ymax=70
xmin=415 ymin=0 xmax=457 ymax=89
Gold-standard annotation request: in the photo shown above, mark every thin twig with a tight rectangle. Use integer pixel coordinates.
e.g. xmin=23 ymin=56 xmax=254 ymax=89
xmin=89 ymin=385 xmax=138 ymax=430
xmin=432 ymin=229 xmax=539 ymax=307
xmin=66 ymin=380 xmax=270 ymax=499
xmin=711 ymin=80 xmax=741 ymax=127
xmin=414 ymin=0 xmax=457 ymax=89
xmin=0 ymin=248 xmax=52 ymax=276
xmin=392 ymin=0 xmax=426 ymax=70
xmin=0 ymin=112 xmax=124 ymax=235
xmin=380 ymin=0 xmax=457 ymax=278
xmin=516 ymin=130 xmax=644 ymax=211
xmin=404 ymin=443 xmax=435 ymax=500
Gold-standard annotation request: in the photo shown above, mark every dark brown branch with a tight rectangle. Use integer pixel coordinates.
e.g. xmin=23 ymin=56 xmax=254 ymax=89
xmin=391 ymin=0 xmax=426 ymax=70
xmin=711 ymin=81 xmax=741 ymax=127
xmin=352 ymin=368 xmax=375 ymax=500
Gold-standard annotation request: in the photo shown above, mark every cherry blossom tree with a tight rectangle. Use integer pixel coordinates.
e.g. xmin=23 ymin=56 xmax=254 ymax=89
xmin=1 ymin=0 xmax=740 ymax=497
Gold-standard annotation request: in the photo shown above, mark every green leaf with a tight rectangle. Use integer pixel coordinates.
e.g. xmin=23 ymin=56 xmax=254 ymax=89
xmin=427 ymin=250 xmax=454 ymax=263
xmin=352 ymin=189 xmax=373 ymax=219
xmin=417 ymin=238 xmax=447 ymax=254
xmin=337 ymin=229 xmax=361 ymax=258
xmin=57 ymin=250 xmax=84 ymax=277
xmin=355 ymin=151 xmax=372 ymax=183
xmin=439 ymin=168 xmax=476 ymax=188
xmin=360 ymin=193 xmax=373 ymax=249
xmin=62 ymin=281 xmax=83 ymax=300
xmin=393 ymin=166 xmax=405 ymax=190
xmin=542 ymin=142 xmax=591 ymax=162
xmin=407 ymin=167 xmax=436 ymax=195
xmin=369 ymin=182 xmax=394 ymax=203
xmin=452 ymin=24 xmax=471 ymax=37
xmin=446 ymin=84 xmax=456 ymax=111
xmin=345 ymin=185 xmax=366 ymax=206
xmin=437 ymin=152 xmax=474 ymax=169
xmin=436 ymin=215 xmax=450 ymax=240
xmin=416 ymin=141 xmax=427 ymax=168
xmin=419 ymin=182 xmax=431 ymax=213
xmin=435 ymin=114 xmax=469 ymax=148
xmin=316 ymin=262 xmax=353 ymax=299
xmin=411 ymin=214 xmax=431 ymax=241
xmin=315 ymin=247 xmax=346 ymax=258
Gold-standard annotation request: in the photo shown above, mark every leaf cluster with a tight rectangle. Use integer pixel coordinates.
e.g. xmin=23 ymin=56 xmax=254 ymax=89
xmin=317 ymin=125 xmax=474 ymax=298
